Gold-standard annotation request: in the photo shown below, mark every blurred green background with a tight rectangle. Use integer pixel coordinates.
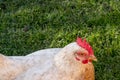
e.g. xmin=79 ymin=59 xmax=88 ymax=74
xmin=0 ymin=0 xmax=120 ymax=80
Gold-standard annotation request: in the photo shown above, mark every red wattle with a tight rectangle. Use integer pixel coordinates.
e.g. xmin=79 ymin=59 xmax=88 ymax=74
xmin=82 ymin=60 xmax=88 ymax=64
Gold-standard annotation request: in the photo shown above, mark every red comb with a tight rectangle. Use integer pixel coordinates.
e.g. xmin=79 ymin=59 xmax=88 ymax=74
xmin=76 ymin=37 xmax=94 ymax=55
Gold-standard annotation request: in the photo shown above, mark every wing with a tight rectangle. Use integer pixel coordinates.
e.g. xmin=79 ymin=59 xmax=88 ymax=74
xmin=7 ymin=48 xmax=62 ymax=70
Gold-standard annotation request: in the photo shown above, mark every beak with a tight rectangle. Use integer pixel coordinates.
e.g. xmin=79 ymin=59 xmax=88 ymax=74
xmin=89 ymin=55 xmax=97 ymax=62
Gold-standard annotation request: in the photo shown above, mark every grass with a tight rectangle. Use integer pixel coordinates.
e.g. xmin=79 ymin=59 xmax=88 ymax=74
xmin=0 ymin=0 xmax=120 ymax=80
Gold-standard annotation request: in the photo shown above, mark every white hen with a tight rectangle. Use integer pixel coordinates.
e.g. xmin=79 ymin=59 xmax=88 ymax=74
xmin=15 ymin=37 xmax=97 ymax=80
xmin=0 ymin=37 xmax=97 ymax=80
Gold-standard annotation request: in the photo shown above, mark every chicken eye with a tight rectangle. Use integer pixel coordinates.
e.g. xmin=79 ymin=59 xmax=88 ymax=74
xmin=80 ymin=53 xmax=84 ymax=56
xmin=80 ymin=53 xmax=88 ymax=56
xmin=75 ymin=52 xmax=87 ymax=56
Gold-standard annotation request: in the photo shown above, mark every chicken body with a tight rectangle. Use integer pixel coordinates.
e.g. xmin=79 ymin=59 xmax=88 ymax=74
xmin=0 ymin=41 xmax=96 ymax=80
xmin=15 ymin=42 xmax=95 ymax=80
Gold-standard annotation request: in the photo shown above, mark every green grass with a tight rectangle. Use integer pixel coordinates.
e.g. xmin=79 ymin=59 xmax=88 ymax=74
xmin=0 ymin=0 xmax=120 ymax=80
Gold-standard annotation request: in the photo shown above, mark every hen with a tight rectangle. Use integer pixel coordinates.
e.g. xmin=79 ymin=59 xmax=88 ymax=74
xmin=15 ymin=37 xmax=97 ymax=80
xmin=0 ymin=37 xmax=97 ymax=80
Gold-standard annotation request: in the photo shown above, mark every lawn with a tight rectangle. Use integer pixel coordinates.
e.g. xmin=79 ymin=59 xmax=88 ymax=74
xmin=0 ymin=0 xmax=120 ymax=80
